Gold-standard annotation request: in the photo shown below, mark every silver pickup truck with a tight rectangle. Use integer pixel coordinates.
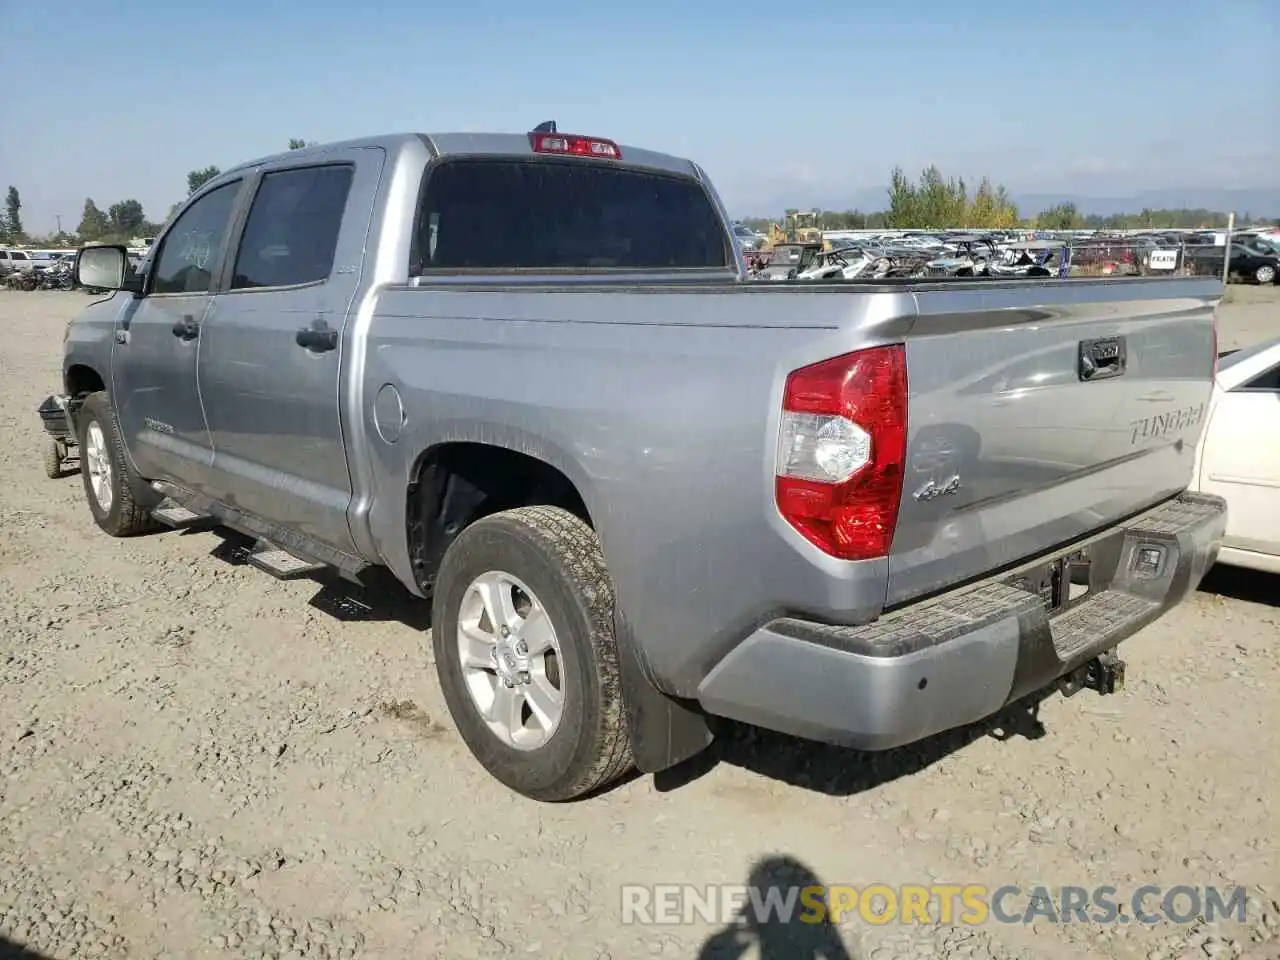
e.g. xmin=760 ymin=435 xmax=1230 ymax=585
xmin=52 ymin=127 xmax=1227 ymax=802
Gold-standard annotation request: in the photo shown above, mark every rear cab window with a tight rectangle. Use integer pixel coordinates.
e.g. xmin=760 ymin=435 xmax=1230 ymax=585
xmin=411 ymin=158 xmax=731 ymax=273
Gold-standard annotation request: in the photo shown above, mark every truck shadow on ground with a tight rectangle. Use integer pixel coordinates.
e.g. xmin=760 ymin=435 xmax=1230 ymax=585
xmin=204 ymin=530 xmax=433 ymax=631
xmin=195 ymin=527 xmax=1268 ymax=801
xmin=1196 ymin=563 xmax=1277 ymax=607
xmin=658 ymin=689 xmax=1053 ymax=799
xmin=696 ymin=855 xmax=857 ymax=959
xmin=0 ymin=936 xmax=52 ymax=959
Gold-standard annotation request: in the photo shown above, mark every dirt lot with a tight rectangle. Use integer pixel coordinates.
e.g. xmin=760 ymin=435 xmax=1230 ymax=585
xmin=1 ymin=287 xmax=1276 ymax=960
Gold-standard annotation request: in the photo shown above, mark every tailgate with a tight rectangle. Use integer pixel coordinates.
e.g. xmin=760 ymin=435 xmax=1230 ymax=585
xmin=888 ymin=279 xmax=1219 ymax=606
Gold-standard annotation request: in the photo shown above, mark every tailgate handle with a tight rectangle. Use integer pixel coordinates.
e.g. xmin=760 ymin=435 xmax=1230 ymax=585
xmin=1078 ymin=336 xmax=1127 ymax=381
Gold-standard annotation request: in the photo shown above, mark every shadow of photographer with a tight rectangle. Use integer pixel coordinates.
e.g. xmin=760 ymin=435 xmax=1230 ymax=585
xmin=696 ymin=855 xmax=857 ymax=960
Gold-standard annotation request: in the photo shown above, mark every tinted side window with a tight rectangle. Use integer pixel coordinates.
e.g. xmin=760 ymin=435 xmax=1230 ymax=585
xmin=152 ymin=182 xmax=241 ymax=295
xmin=231 ymin=165 xmax=353 ymax=290
xmin=1243 ymin=362 xmax=1280 ymax=391
xmin=413 ymin=158 xmax=730 ymax=271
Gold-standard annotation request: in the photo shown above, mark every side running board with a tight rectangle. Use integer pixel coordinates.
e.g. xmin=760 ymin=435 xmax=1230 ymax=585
xmin=147 ymin=480 xmax=371 ymax=585
xmin=152 ymin=501 xmax=212 ymax=530
xmin=247 ymin=541 xmax=327 ymax=580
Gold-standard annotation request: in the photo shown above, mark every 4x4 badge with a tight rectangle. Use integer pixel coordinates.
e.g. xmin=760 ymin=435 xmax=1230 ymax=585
xmin=914 ymin=475 xmax=961 ymax=501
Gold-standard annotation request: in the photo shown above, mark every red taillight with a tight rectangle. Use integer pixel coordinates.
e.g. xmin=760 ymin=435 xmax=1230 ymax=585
xmin=528 ymin=132 xmax=621 ymax=160
xmin=775 ymin=345 xmax=908 ymax=561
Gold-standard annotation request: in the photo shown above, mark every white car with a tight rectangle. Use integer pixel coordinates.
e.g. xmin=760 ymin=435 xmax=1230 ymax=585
xmin=1189 ymin=336 xmax=1280 ymax=574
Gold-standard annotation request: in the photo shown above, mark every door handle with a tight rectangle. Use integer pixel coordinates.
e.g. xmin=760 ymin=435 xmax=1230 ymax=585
xmin=295 ymin=320 xmax=339 ymax=353
xmin=171 ymin=315 xmax=200 ymax=340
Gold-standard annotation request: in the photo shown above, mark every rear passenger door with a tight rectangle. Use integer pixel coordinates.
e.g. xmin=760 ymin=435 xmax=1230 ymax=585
xmin=197 ymin=148 xmax=385 ymax=555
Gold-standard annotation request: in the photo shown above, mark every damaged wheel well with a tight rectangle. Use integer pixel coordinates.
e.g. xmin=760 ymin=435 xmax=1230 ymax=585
xmin=405 ymin=442 xmax=592 ymax=593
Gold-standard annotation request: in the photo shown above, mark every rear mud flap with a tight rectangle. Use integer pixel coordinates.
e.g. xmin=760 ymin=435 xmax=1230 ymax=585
xmin=614 ymin=611 xmax=714 ymax=773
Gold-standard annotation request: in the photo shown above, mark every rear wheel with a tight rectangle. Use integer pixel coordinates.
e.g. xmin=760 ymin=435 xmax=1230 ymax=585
xmin=432 ymin=506 xmax=634 ymax=801
xmin=76 ymin=391 xmax=160 ymax=537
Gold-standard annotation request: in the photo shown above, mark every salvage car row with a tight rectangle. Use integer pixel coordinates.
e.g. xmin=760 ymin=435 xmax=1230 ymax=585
xmin=1 ymin=247 xmax=149 ymax=291
xmin=744 ymin=227 xmax=1280 ymax=284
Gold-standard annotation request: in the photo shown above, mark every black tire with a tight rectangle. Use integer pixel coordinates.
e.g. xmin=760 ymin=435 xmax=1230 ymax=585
xmin=432 ymin=505 xmax=634 ymax=801
xmin=42 ymin=436 xmax=65 ymax=479
xmin=75 ymin=391 xmax=161 ymax=537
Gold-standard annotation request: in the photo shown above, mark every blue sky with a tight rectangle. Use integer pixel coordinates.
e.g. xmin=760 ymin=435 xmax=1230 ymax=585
xmin=2 ymin=0 xmax=1276 ymax=235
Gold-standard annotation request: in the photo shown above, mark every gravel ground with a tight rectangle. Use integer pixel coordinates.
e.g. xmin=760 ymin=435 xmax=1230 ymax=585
xmin=0 ymin=287 xmax=1276 ymax=960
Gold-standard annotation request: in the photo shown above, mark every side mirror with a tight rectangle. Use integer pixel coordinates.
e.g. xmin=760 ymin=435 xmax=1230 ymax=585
xmin=75 ymin=245 xmax=143 ymax=294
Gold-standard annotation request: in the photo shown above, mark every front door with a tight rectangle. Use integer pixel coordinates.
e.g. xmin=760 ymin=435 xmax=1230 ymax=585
xmin=197 ymin=149 xmax=384 ymax=554
xmin=111 ymin=178 xmax=246 ymax=487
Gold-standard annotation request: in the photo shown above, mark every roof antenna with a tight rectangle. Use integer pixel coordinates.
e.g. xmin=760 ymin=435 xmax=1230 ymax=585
xmin=532 ymin=120 xmax=556 ymax=133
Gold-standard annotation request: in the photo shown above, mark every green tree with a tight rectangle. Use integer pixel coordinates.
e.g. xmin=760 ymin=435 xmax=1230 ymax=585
xmin=913 ymin=165 xmax=967 ymax=227
xmin=6 ymin=186 xmax=24 ymax=242
xmin=78 ymin=198 xmax=111 ymax=241
xmin=288 ymin=138 xmax=307 ymax=150
xmin=1037 ymin=203 xmax=1083 ymax=230
xmin=820 ymin=209 xmax=870 ymax=230
xmin=741 ymin=187 xmax=1264 ymax=234
xmin=967 ymin=178 xmax=997 ymax=228
xmin=991 ymin=186 xmax=1020 ymax=228
xmin=886 ymin=166 xmax=917 ymax=228
xmin=1076 ymin=207 xmax=1232 ymax=229
xmin=108 ymin=199 xmax=147 ymax=236
xmin=885 ymin=166 xmax=975 ymax=228
xmin=187 ymin=166 xmax=221 ymax=195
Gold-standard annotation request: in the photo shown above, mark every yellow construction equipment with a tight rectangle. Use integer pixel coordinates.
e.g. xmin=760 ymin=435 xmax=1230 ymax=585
xmin=766 ymin=210 xmax=827 ymax=248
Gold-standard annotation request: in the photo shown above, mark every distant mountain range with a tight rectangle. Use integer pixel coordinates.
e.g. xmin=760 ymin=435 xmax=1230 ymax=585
xmin=739 ymin=186 xmax=1279 ymax=219
xmin=1013 ymin=188 xmax=1280 ymax=218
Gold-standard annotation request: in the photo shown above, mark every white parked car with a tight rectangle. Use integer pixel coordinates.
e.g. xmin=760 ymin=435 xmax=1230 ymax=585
xmin=1190 ymin=336 xmax=1280 ymax=574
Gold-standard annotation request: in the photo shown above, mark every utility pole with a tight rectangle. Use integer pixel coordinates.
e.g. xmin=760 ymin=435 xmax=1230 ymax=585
xmin=54 ymin=214 xmax=62 ymax=234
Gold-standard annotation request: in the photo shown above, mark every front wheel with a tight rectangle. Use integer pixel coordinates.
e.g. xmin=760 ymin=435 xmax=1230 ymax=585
xmin=432 ymin=506 xmax=634 ymax=801
xmin=43 ymin=437 xmax=66 ymax=479
xmin=1256 ymin=264 xmax=1277 ymax=285
xmin=75 ymin=392 xmax=160 ymax=536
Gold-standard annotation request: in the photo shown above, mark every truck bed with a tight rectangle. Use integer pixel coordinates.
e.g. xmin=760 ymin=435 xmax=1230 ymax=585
xmin=363 ymin=274 xmax=1221 ymax=697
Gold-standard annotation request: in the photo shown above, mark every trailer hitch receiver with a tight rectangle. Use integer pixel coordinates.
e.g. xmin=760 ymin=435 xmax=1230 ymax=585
xmin=1086 ymin=650 xmax=1125 ymax=695
xmin=1059 ymin=649 xmax=1126 ymax=698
